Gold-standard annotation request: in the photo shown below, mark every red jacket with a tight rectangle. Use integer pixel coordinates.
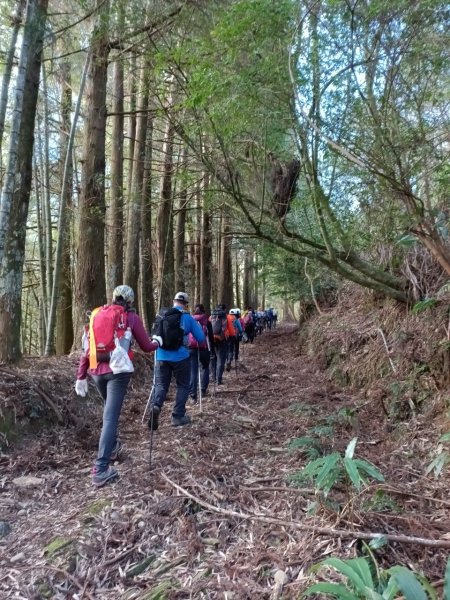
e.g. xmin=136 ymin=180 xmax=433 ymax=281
xmin=77 ymin=311 xmax=157 ymax=379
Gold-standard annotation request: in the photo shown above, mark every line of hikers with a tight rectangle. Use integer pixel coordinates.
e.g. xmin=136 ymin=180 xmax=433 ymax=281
xmin=75 ymin=286 xmax=277 ymax=487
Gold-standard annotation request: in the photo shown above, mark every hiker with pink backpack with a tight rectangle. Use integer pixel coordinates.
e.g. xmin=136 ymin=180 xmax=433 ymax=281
xmin=188 ymin=304 xmax=215 ymax=403
xmin=74 ymin=285 xmax=162 ymax=488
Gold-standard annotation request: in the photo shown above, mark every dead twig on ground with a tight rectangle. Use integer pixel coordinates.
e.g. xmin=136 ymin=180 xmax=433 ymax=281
xmin=162 ymin=474 xmax=450 ymax=549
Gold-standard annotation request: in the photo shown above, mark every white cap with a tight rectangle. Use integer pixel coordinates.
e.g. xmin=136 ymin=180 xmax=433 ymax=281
xmin=174 ymin=291 xmax=189 ymax=304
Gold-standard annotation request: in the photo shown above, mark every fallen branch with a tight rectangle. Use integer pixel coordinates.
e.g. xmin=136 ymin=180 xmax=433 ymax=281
xmin=162 ymin=474 xmax=450 ymax=549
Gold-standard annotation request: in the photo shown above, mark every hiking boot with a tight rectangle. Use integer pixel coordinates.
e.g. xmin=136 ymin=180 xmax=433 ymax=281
xmin=148 ymin=405 xmax=161 ymax=431
xmin=92 ymin=466 xmax=118 ymax=488
xmin=191 ymin=395 xmax=198 ymax=404
xmin=201 ymin=389 xmax=207 ymax=396
xmin=225 ymin=362 xmax=231 ymax=372
xmin=110 ymin=439 xmax=123 ymax=462
xmin=217 ymin=380 xmax=223 ymax=385
xmin=171 ymin=414 xmax=192 ymax=427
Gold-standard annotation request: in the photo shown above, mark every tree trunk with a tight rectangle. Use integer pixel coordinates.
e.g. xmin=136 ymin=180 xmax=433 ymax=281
xmin=194 ymin=179 xmax=202 ymax=302
xmin=125 ymin=51 xmax=137 ymax=243
xmin=124 ymin=65 xmax=149 ymax=292
xmin=156 ymin=117 xmax=175 ymax=307
xmin=234 ymin=249 xmax=241 ymax=309
xmin=34 ymin=157 xmax=47 ymax=338
xmin=243 ymin=249 xmax=251 ymax=309
xmin=41 ymin=64 xmax=53 ymax=308
xmin=200 ymin=173 xmax=212 ymax=310
xmin=106 ymin=58 xmax=124 ymax=299
xmin=139 ymin=116 xmax=155 ymax=330
xmin=174 ymin=147 xmax=188 ymax=292
xmin=55 ymin=62 xmax=74 ymax=355
xmin=218 ymin=212 xmax=233 ymax=308
xmin=45 ymin=51 xmax=89 ymax=354
xmin=0 ymin=0 xmax=25 ymax=161
xmin=73 ymin=3 xmax=109 ymax=340
xmin=0 ymin=0 xmax=48 ymax=363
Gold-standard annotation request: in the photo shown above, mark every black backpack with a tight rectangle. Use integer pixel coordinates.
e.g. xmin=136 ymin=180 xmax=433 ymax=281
xmin=151 ymin=307 xmax=184 ymax=350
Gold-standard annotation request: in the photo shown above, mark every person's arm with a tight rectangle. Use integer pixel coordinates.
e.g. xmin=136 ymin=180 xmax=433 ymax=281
xmin=235 ymin=319 xmax=243 ymax=334
xmin=128 ymin=312 xmax=160 ymax=352
xmin=76 ymin=354 xmax=89 ymax=380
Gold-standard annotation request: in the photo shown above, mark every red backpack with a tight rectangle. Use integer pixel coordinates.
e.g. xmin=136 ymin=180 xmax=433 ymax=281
xmin=88 ymin=304 xmax=129 ymax=369
xmin=188 ymin=314 xmax=208 ymax=349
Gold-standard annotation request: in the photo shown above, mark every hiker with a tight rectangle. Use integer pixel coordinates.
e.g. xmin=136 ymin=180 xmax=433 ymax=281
xmin=272 ymin=308 xmax=278 ymax=329
xmin=243 ymin=307 xmax=256 ymax=343
xmin=188 ymin=304 xmax=214 ymax=402
xmin=267 ymin=307 xmax=274 ymax=330
xmin=147 ymin=292 xmax=205 ymax=430
xmin=226 ymin=308 xmax=243 ymax=371
xmin=75 ymin=285 xmax=162 ymax=488
xmin=210 ymin=304 xmax=229 ymax=385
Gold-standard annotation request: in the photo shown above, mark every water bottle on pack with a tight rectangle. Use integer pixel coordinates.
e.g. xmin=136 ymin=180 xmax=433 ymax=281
xmin=119 ymin=327 xmax=132 ymax=352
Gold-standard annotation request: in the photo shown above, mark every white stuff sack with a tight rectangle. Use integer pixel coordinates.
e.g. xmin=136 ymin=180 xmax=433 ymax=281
xmin=109 ymin=337 xmax=134 ymax=374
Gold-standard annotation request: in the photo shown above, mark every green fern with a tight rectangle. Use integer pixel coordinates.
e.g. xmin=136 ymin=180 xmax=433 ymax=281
xmin=303 ymin=555 xmax=446 ymax=599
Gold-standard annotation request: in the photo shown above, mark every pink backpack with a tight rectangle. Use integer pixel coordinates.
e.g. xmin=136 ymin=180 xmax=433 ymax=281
xmin=188 ymin=313 xmax=208 ymax=349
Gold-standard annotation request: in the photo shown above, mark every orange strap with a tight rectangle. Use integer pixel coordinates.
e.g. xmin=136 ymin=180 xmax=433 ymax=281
xmin=88 ymin=307 xmax=102 ymax=370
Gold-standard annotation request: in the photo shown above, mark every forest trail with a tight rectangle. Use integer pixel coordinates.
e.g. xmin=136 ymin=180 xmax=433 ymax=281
xmin=1 ymin=325 xmax=449 ymax=599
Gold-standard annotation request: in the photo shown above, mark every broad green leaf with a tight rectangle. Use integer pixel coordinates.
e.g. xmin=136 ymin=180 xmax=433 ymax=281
xmin=303 ymin=582 xmax=359 ymax=599
xmin=322 ymin=558 xmax=370 ymax=595
xmin=439 ymin=433 xmax=450 ymax=443
xmin=381 ymin=577 xmax=400 ymax=600
xmin=315 ymin=454 xmax=341 ymax=492
xmin=389 ymin=567 xmax=428 ymax=600
xmin=347 ymin=557 xmax=374 ymax=589
xmin=344 ymin=457 xmax=363 ymax=490
xmin=353 ymin=459 xmax=385 ymax=482
xmin=345 ymin=437 xmax=358 ymax=459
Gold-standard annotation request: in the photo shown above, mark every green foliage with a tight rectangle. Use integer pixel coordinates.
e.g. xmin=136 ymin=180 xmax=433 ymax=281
xmin=362 ymin=490 xmax=401 ymax=514
xmin=426 ymin=432 xmax=450 ymax=478
xmin=303 ymin=554 xmax=447 ymax=599
xmin=411 ymin=299 xmax=437 ymax=314
xmin=287 ymin=436 xmax=322 ymax=460
xmin=289 ymin=438 xmax=384 ymax=496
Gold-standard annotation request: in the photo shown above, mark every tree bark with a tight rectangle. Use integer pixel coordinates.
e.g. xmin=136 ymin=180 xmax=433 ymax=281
xmin=73 ymin=3 xmax=109 ymax=340
xmin=55 ymin=62 xmax=74 ymax=355
xmin=45 ymin=51 xmax=89 ymax=355
xmin=218 ymin=212 xmax=233 ymax=308
xmin=174 ymin=146 xmax=188 ymax=292
xmin=0 ymin=0 xmax=25 ymax=162
xmin=139 ymin=116 xmax=155 ymax=330
xmin=124 ymin=65 xmax=149 ymax=293
xmin=156 ymin=116 xmax=175 ymax=307
xmin=106 ymin=58 xmax=124 ymax=299
xmin=0 ymin=0 xmax=48 ymax=363
xmin=200 ymin=173 xmax=212 ymax=310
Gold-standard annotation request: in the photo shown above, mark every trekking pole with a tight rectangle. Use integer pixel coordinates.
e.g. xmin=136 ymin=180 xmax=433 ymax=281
xmin=197 ymin=347 xmax=203 ymax=414
xmin=148 ymin=355 xmax=157 ymax=469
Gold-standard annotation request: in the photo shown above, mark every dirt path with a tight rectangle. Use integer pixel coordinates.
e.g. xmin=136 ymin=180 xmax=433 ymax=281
xmin=0 ymin=324 xmax=448 ymax=599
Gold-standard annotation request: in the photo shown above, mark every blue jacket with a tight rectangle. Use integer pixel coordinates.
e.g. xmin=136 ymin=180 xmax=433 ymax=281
xmin=156 ymin=306 xmax=205 ymax=362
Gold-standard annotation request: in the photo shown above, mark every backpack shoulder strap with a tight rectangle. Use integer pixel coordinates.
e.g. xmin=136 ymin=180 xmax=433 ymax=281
xmin=88 ymin=306 xmax=102 ymax=370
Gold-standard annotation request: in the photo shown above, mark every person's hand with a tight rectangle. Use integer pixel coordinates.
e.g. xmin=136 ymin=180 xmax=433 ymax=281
xmin=152 ymin=335 xmax=163 ymax=348
xmin=75 ymin=379 xmax=88 ymax=397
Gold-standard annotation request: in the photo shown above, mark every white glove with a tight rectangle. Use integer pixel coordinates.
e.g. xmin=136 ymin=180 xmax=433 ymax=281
xmin=152 ymin=335 xmax=163 ymax=348
xmin=75 ymin=379 xmax=88 ymax=397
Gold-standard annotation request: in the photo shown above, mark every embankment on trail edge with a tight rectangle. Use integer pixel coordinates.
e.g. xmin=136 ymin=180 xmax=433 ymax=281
xmin=1 ymin=286 xmax=450 ymax=599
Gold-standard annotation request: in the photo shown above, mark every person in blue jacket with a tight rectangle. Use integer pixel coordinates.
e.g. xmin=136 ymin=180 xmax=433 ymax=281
xmin=148 ymin=292 xmax=205 ymax=430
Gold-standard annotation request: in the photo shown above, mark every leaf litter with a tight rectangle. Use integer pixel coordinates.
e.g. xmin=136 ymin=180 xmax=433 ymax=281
xmin=0 ymin=324 xmax=449 ymax=598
